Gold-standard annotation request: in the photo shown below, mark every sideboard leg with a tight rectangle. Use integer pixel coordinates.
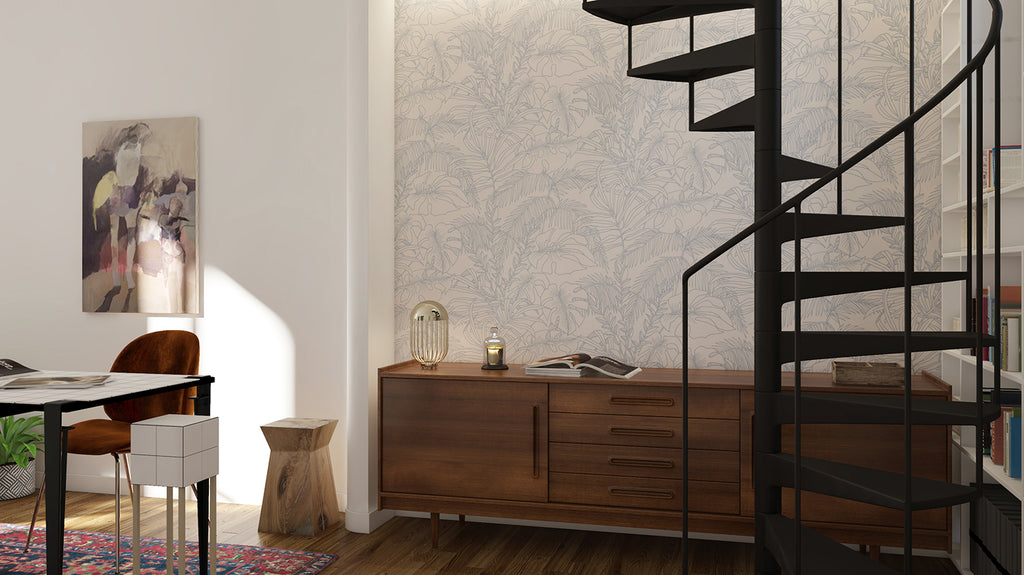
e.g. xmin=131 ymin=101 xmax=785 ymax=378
xmin=430 ymin=512 xmax=439 ymax=548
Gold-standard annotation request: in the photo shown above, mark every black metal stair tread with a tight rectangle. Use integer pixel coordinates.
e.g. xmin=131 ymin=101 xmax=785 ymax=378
xmin=691 ymin=97 xmax=754 ymax=132
xmin=628 ymin=35 xmax=753 ymax=82
xmin=778 ymin=271 xmax=967 ymax=302
xmin=763 ymin=453 xmax=976 ymax=510
xmin=768 ymin=392 xmax=1001 ymax=425
xmin=764 ymin=514 xmax=901 ymax=575
xmin=780 ymin=331 xmax=999 ymax=363
xmin=581 ymin=0 xmax=755 ymax=26
xmin=776 ymin=213 xmax=904 ymax=242
xmin=781 ymin=156 xmax=832 ymax=183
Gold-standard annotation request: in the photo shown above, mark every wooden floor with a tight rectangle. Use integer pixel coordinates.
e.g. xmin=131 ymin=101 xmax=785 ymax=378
xmin=0 ymin=491 xmax=960 ymax=574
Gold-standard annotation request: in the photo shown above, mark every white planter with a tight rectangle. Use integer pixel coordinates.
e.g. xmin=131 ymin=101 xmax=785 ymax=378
xmin=0 ymin=459 xmax=35 ymax=500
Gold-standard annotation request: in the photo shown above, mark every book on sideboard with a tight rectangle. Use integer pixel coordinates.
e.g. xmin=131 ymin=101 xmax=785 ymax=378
xmin=525 ymin=353 xmax=642 ymax=379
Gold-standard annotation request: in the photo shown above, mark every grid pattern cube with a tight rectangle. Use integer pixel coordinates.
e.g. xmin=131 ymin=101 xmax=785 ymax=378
xmin=131 ymin=415 xmax=218 ymax=487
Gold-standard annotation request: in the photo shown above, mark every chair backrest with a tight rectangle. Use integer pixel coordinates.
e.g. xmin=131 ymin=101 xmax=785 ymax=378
xmin=104 ymin=330 xmax=200 ymax=423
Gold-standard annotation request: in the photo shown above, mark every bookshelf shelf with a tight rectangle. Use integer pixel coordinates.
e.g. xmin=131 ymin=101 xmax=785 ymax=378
xmin=941 ymin=350 xmax=1024 ymax=389
xmin=955 ymin=441 xmax=1024 ymax=500
xmin=941 ymin=182 xmax=1024 ymax=214
xmin=940 ymin=0 xmax=1024 ymax=571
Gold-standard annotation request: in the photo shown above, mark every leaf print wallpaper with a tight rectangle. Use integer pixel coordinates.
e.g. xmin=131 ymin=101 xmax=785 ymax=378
xmin=394 ymin=0 xmax=943 ymax=373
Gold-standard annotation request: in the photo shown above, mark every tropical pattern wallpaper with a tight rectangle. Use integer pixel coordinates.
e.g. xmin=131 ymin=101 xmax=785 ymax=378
xmin=394 ymin=0 xmax=943 ymax=372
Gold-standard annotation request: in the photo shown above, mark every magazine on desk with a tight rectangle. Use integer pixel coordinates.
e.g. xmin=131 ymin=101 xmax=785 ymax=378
xmin=525 ymin=353 xmax=642 ymax=379
xmin=0 ymin=359 xmax=109 ymax=389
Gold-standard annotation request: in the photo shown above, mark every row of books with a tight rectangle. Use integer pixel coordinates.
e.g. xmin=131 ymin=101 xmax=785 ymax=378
xmin=980 ymin=145 xmax=1024 ymax=193
xmin=970 ymin=483 xmax=1021 ymax=575
xmin=991 ymin=406 xmax=1022 ymax=479
xmin=959 ymin=203 xmax=989 ymax=250
xmin=961 ymin=286 xmax=1022 ymax=372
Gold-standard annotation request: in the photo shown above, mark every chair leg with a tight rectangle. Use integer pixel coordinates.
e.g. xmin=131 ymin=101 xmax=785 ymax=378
xmin=121 ymin=452 xmax=133 ymax=505
xmin=23 ymin=474 xmax=45 ymax=553
xmin=114 ymin=453 xmax=122 ymax=572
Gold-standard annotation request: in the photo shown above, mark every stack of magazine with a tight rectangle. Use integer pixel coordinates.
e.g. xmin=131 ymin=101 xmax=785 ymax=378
xmin=524 ymin=354 xmax=641 ymax=379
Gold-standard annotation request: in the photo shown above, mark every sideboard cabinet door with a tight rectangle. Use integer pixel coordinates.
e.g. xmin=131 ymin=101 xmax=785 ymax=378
xmin=381 ymin=378 xmax=548 ymax=502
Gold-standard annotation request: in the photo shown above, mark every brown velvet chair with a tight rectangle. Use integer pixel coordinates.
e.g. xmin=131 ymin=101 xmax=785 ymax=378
xmin=25 ymin=330 xmax=200 ymax=553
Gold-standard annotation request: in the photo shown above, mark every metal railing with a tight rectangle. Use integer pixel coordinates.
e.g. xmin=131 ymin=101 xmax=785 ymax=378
xmin=679 ymin=0 xmax=1003 ymax=570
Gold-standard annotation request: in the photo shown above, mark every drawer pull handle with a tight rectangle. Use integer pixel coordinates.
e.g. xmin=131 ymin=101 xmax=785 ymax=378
xmin=608 ymin=457 xmax=674 ymax=469
xmin=609 ymin=396 xmax=674 ymax=407
xmin=609 ymin=487 xmax=675 ymax=500
xmin=532 ymin=405 xmax=540 ymax=479
xmin=609 ymin=427 xmax=674 ymax=438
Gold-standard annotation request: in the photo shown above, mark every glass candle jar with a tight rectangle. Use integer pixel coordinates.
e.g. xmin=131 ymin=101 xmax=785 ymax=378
xmin=482 ymin=326 xmax=508 ymax=370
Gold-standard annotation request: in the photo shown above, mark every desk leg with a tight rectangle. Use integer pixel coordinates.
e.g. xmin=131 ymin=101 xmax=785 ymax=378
xmin=43 ymin=403 xmax=66 ymax=575
xmin=198 ymin=478 xmax=209 ymax=575
xmin=195 ymin=382 xmax=211 ymax=575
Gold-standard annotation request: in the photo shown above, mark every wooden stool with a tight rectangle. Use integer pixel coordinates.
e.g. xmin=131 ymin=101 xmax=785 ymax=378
xmin=130 ymin=414 xmax=219 ymax=575
xmin=258 ymin=418 xmax=341 ymax=536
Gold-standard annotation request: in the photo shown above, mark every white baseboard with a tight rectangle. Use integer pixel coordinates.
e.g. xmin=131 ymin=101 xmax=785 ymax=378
xmin=345 ymin=508 xmax=394 ymax=533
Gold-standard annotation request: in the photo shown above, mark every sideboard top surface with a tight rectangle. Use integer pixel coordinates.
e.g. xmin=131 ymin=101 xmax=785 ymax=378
xmin=379 ymin=360 xmax=950 ymax=397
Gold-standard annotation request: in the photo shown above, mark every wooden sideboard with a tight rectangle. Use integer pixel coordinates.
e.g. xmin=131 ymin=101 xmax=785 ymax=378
xmin=378 ymin=361 xmax=952 ymax=550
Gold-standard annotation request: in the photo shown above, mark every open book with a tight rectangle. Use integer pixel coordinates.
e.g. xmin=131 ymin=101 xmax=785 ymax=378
xmin=0 ymin=359 xmax=109 ymax=389
xmin=525 ymin=354 xmax=641 ymax=379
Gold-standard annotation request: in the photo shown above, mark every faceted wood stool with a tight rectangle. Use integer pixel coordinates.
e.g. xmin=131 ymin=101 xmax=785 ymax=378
xmin=258 ymin=418 xmax=341 ymax=535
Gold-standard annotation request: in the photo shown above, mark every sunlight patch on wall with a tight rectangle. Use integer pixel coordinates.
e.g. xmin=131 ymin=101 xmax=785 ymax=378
xmin=153 ymin=266 xmax=296 ymax=505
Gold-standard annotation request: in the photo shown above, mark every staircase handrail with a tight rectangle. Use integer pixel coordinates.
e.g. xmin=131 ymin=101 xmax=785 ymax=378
xmin=681 ymin=0 xmax=1001 ymax=284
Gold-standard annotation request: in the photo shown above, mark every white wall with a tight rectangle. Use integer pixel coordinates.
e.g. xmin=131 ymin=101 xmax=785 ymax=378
xmin=0 ymin=1 xmax=349 ymax=506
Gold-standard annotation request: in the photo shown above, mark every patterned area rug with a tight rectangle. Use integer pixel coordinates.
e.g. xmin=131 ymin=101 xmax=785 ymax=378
xmin=0 ymin=523 xmax=336 ymax=574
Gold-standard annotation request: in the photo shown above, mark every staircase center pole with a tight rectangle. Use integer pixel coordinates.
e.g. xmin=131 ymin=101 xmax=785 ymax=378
xmin=753 ymin=0 xmax=784 ymax=572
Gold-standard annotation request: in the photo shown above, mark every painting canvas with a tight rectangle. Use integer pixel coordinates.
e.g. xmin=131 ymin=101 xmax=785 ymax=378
xmin=82 ymin=117 xmax=199 ymax=314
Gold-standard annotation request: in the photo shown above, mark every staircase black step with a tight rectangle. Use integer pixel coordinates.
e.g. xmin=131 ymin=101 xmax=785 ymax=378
xmin=780 ymin=331 xmax=999 ymax=363
xmin=781 ymin=155 xmax=832 ymax=182
xmin=768 ymin=392 xmax=1001 ymax=426
xmin=691 ymin=97 xmax=754 ymax=132
xmin=581 ymin=0 xmax=755 ymax=26
xmin=628 ymin=36 xmax=753 ymax=82
xmin=763 ymin=453 xmax=977 ymax=511
xmin=764 ymin=514 xmax=902 ymax=575
xmin=778 ymin=271 xmax=968 ymax=302
xmin=776 ymin=213 xmax=905 ymax=243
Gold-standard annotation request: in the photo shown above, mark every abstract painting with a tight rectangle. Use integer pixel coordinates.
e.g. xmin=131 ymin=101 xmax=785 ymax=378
xmin=82 ymin=117 xmax=199 ymax=314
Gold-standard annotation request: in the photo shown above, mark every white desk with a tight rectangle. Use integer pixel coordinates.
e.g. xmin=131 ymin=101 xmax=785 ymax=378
xmin=0 ymin=370 xmax=214 ymax=575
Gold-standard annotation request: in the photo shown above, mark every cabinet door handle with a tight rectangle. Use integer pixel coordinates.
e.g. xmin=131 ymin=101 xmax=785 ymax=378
xmin=609 ymin=427 xmax=675 ymax=438
xmin=532 ymin=405 xmax=540 ymax=479
xmin=608 ymin=457 xmax=674 ymax=469
xmin=609 ymin=487 xmax=675 ymax=500
xmin=609 ymin=396 xmax=674 ymax=407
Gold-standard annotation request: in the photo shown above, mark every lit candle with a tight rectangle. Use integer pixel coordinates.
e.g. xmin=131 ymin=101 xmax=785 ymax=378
xmin=486 ymin=346 xmax=504 ymax=366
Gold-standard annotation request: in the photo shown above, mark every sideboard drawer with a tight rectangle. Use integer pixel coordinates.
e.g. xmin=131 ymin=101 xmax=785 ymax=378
xmin=549 ymin=472 xmax=739 ymax=514
xmin=550 ymin=384 xmax=738 ymax=419
xmin=549 ymin=443 xmax=739 ymax=483
xmin=550 ymin=413 xmax=738 ymax=451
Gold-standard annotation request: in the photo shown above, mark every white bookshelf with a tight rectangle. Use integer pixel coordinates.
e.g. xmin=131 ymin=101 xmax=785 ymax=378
xmin=940 ymin=0 xmax=1024 ymax=572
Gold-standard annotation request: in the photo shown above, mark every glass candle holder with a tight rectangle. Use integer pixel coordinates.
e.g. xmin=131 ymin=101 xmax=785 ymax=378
xmin=409 ymin=301 xmax=448 ymax=368
xmin=482 ymin=326 xmax=508 ymax=370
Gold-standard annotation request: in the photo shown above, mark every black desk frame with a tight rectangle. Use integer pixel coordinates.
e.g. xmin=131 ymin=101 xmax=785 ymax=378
xmin=0 ymin=375 xmax=216 ymax=575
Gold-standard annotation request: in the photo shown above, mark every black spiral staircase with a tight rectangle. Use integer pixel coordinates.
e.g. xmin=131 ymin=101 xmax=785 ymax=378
xmin=583 ymin=0 xmax=1005 ymax=573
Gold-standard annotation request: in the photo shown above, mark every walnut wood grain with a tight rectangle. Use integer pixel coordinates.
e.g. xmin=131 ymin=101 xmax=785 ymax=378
xmin=378 ymin=362 xmax=953 ymax=551
xmin=549 ymin=443 xmax=739 ymax=483
xmin=549 ymin=384 xmax=738 ymax=419
xmin=550 ymin=413 xmax=737 ymax=451
xmin=549 ymin=472 xmax=739 ymax=514
xmin=381 ymin=377 xmax=548 ymax=502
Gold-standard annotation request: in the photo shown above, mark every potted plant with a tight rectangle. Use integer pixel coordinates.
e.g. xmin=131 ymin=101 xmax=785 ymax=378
xmin=0 ymin=415 xmax=43 ymax=500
